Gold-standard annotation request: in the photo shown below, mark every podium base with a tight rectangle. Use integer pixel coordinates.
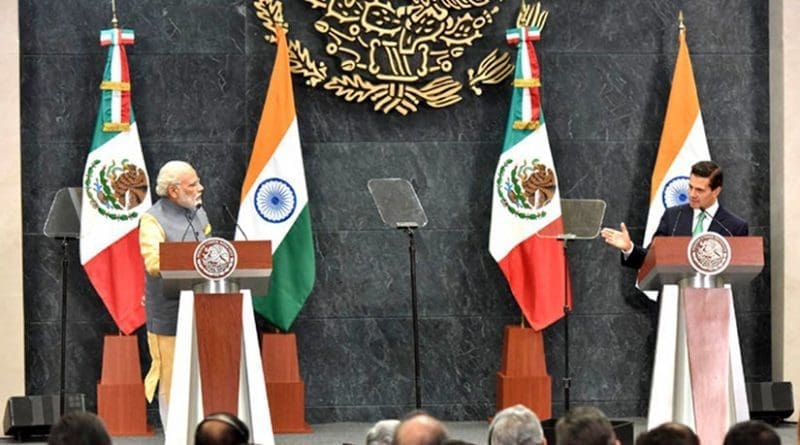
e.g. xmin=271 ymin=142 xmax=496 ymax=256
xmin=496 ymin=373 xmax=552 ymax=420
xmin=267 ymin=382 xmax=312 ymax=433
xmin=97 ymin=383 xmax=152 ymax=436
xmin=261 ymin=333 xmax=312 ymax=434
xmin=96 ymin=335 xmax=150 ymax=436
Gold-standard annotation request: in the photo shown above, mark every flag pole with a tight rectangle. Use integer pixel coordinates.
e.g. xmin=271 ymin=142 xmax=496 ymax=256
xmin=678 ymin=10 xmax=685 ymax=31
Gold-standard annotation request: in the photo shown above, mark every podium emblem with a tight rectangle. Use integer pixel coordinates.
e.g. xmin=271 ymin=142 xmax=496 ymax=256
xmin=687 ymin=232 xmax=731 ymax=275
xmin=193 ymin=237 xmax=238 ymax=280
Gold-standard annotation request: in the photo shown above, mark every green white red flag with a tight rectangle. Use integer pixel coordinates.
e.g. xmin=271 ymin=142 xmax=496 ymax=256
xmin=488 ymin=25 xmax=570 ymax=330
xmin=236 ymin=27 xmax=315 ymax=331
xmin=80 ymin=27 xmax=151 ymax=334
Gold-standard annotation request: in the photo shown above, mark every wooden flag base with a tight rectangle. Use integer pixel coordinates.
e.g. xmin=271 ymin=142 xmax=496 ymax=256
xmin=496 ymin=325 xmax=552 ymax=420
xmin=261 ymin=333 xmax=312 ymax=433
xmin=97 ymin=335 xmax=152 ymax=436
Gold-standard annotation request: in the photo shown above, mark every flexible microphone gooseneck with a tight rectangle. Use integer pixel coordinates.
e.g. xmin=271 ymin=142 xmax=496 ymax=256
xmin=670 ymin=207 xmax=684 ymax=236
xmin=223 ymin=204 xmax=249 ymax=240
xmin=701 ymin=208 xmax=733 ymax=236
xmin=180 ymin=203 xmax=202 ymax=242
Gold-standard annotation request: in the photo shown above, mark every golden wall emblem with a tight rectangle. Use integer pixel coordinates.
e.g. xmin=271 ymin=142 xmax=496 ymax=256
xmin=254 ymin=0 xmax=548 ymax=114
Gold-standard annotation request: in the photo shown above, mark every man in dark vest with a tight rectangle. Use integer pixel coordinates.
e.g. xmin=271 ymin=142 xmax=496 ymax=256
xmin=139 ymin=160 xmax=211 ymax=426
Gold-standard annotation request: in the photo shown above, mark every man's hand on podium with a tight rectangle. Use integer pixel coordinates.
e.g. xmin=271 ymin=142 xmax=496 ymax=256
xmin=601 ymin=223 xmax=633 ymax=253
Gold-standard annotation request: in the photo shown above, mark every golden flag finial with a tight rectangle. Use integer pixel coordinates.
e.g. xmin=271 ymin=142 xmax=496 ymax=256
xmin=110 ymin=0 xmax=119 ymax=28
xmin=678 ymin=10 xmax=685 ymax=31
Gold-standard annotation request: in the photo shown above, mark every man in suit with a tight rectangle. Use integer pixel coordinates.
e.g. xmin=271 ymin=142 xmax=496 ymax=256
xmin=601 ymin=160 xmax=748 ymax=266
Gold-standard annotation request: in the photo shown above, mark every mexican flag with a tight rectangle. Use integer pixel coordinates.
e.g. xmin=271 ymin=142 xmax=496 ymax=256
xmin=488 ymin=26 xmax=570 ymax=331
xmin=80 ymin=27 xmax=151 ymax=335
xmin=640 ymin=26 xmax=711 ymax=299
xmin=236 ymin=27 xmax=315 ymax=331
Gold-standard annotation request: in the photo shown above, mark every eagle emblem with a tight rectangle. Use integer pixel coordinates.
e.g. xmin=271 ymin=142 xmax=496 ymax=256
xmin=254 ymin=0 xmax=549 ymax=114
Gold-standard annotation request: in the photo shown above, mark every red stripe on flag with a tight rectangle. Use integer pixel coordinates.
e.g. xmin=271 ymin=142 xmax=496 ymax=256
xmin=497 ymin=218 xmax=571 ymax=331
xmin=119 ymin=43 xmax=131 ymax=123
xmin=83 ymin=230 xmax=146 ymax=334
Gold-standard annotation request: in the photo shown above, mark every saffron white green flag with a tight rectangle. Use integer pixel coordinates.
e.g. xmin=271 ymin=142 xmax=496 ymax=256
xmin=640 ymin=26 xmax=711 ymax=300
xmin=236 ymin=27 xmax=315 ymax=331
xmin=80 ymin=27 xmax=151 ymax=334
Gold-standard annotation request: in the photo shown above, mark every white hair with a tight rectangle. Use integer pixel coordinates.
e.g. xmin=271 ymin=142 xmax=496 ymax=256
xmin=365 ymin=419 xmax=400 ymax=445
xmin=155 ymin=160 xmax=195 ymax=197
xmin=489 ymin=404 xmax=545 ymax=445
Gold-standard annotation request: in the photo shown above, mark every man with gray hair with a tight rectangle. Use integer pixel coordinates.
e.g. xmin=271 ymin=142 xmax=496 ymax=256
xmin=489 ymin=404 xmax=546 ymax=445
xmin=139 ymin=160 xmax=211 ymax=426
xmin=366 ymin=419 xmax=400 ymax=445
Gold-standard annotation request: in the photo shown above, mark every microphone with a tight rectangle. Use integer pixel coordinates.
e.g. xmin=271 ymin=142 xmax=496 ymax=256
xmin=223 ymin=204 xmax=249 ymax=241
xmin=701 ymin=208 xmax=733 ymax=236
xmin=670 ymin=207 xmax=683 ymax=236
xmin=180 ymin=203 xmax=202 ymax=242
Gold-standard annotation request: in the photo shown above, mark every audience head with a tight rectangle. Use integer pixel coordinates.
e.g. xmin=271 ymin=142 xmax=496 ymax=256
xmin=195 ymin=412 xmax=250 ymax=445
xmin=392 ymin=411 xmax=449 ymax=445
xmin=635 ymin=422 xmax=699 ymax=445
xmin=47 ymin=412 xmax=112 ymax=445
xmin=723 ymin=420 xmax=780 ymax=445
xmin=366 ymin=419 xmax=400 ymax=445
xmin=489 ymin=404 xmax=546 ymax=445
xmin=555 ymin=406 xmax=619 ymax=445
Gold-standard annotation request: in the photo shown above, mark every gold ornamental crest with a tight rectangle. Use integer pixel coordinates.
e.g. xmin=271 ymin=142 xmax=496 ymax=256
xmin=254 ymin=0 xmax=549 ymax=114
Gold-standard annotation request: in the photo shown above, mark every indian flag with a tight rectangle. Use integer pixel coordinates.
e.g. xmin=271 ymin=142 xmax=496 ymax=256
xmin=488 ymin=25 xmax=570 ymax=331
xmin=237 ymin=27 xmax=315 ymax=331
xmin=640 ymin=25 xmax=711 ymax=299
xmin=80 ymin=27 xmax=151 ymax=335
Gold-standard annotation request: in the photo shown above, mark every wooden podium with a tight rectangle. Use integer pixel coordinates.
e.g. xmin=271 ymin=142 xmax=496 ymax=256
xmin=96 ymin=335 xmax=151 ymax=436
xmin=639 ymin=236 xmax=763 ymax=445
xmin=495 ymin=326 xmax=552 ymax=420
xmin=158 ymin=240 xmax=275 ymax=445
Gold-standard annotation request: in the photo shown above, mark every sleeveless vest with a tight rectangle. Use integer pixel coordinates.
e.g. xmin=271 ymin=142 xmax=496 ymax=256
xmin=144 ymin=198 xmax=210 ymax=335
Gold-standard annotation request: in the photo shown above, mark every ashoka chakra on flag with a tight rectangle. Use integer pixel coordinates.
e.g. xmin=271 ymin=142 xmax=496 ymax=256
xmin=254 ymin=177 xmax=297 ymax=223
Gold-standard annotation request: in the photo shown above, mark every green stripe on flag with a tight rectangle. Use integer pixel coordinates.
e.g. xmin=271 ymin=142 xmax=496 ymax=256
xmin=253 ymin=205 xmax=315 ymax=331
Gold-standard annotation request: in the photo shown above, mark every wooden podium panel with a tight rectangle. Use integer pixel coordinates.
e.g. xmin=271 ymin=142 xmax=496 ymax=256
xmin=261 ymin=333 xmax=311 ymax=433
xmin=97 ymin=335 xmax=151 ymax=436
xmin=684 ymin=287 xmax=731 ymax=445
xmin=195 ymin=293 xmax=243 ymax=416
xmin=496 ymin=326 xmax=551 ymax=420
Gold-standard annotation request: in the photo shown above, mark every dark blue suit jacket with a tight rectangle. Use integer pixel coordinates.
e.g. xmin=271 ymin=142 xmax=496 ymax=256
xmin=622 ymin=203 xmax=749 ymax=269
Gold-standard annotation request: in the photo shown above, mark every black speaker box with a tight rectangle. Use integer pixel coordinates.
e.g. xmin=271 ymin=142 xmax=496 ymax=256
xmin=746 ymin=381 xmax=794 ymax=423
xmin=3 ymin=394 xmax=86 ymax=440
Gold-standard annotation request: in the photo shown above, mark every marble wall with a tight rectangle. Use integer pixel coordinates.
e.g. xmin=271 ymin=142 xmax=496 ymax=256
xmin=19 ymin=0 xmax=770 ymax=425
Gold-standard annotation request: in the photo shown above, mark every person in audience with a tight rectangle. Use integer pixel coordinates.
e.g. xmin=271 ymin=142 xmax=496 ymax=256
xmin=366 ymin=419 xmax=400 ymax=445
xmin=195 ymin=412 xmax=250 ymax=445
xmin=723 ymin=420 xmax=780 ymax=445
xmin=488 ymin=404 xmax=546 ymax=445
xmin=634 ymin=422 xmax=699 ymax=445
xmin=47 ymin=412 xmax=112 ymax=445
xmin=392 ymin=411 xmax=449 ymax=445
xmin=555 ymin=406 xmax=619 ymax=445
